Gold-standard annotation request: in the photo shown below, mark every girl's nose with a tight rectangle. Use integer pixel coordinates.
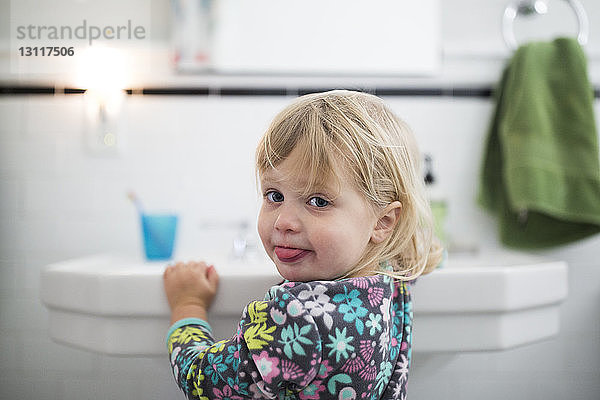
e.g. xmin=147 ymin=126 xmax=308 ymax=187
xmin=274 ymin=204 xmax=301 ymax=233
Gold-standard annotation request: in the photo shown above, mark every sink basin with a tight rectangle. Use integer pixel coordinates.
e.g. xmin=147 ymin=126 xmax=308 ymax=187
xmin=40 ymin=250 xmax=568 ymax=356
xmin=411 ymin=250 xmax=568 ymax=352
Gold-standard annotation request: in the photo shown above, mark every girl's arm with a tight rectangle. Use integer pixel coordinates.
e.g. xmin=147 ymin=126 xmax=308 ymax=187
xmin=164 ymin=266 xmax=322 ymax=399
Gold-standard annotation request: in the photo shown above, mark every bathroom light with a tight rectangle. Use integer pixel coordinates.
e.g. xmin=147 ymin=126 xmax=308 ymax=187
xmin=78 ymin=46 xmax=128 ymax=155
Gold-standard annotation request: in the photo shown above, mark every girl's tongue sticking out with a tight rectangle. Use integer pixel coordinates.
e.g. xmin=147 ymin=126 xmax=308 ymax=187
xmin=274 ymin=246 xmax=309 ymax=262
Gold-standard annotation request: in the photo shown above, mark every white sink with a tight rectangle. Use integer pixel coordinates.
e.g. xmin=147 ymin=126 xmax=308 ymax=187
xmin=40 ymin=250 xmax=568 ymax=356
xmin=411 ymin=251 xmax=568 ymax=352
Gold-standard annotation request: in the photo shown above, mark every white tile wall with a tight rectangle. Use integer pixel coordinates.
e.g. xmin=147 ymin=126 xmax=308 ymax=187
xmin=1 ymin=92 xmax=598 ymax=400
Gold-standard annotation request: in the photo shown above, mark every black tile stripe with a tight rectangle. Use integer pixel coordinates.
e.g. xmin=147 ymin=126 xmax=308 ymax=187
xmin=219 ymin=87 xmax=288 ymax=96
xmin=1 ymin=85 xmax=599 ymax=98
xmin=0 ymin=86 xmax=87 ymax=95
xmin=1 ymin=86 xmax=55 ymax=94
xmin=141 ymin=87 xmax=210 ymax=95
xmin=375 ymin=88 xmax=445 ymax=96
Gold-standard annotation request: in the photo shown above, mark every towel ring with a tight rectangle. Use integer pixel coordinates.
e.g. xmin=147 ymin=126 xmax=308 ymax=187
xmin=502 ymin=0 xmax=589 ymax=50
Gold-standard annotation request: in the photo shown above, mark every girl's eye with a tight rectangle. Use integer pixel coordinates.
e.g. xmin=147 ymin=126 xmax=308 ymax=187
xmin=308 ymin=196 xmax=330 ymax=208
xmin=266 ymin=191 xmax=284 ymax=203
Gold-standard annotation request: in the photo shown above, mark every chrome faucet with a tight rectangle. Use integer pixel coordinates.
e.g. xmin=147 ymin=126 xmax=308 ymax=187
xmin=231 ymin=221 xmax=259 ymax=260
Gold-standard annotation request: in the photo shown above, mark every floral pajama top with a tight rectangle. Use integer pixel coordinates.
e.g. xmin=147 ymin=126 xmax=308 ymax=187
xmin=166 ymin=271 xmax=413 ymax=400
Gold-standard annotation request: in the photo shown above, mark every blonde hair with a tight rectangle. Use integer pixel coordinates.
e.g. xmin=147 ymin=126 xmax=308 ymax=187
xmin=256 ymin=90 xmax=443 ymax=281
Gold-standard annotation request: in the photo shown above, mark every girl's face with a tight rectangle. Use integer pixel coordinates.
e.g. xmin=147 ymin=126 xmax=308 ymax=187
xmin=257 ymin=148 xmax=379 ymax=282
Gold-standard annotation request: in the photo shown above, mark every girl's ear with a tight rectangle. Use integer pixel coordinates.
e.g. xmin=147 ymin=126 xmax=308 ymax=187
xmin=371 ymin=201 xmax=402 ymax=244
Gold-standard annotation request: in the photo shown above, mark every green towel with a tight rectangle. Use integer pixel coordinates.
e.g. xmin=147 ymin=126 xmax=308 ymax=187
xmin=478 ymin=37 xmax=600 ymax=248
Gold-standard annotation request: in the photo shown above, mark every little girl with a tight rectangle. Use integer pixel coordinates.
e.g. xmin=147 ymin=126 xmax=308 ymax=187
xmin=163 ymin=90 xmax=442 ymax=399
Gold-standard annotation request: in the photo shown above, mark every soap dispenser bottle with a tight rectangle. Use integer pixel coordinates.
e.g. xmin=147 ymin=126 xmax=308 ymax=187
xmin=424 ymin=154 xmax=448 ymax=244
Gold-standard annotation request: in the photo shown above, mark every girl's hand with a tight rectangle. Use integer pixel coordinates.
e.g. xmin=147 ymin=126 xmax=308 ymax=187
xmin=163 ymin=261 xmax=219 ymax=324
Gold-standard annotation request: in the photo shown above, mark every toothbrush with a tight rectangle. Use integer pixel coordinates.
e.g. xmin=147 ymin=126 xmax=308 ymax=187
xmin=127 ymin=191 xmax=144 ymax=214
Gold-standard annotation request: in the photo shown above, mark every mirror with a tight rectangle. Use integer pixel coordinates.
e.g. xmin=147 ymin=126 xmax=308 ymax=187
xmin=172 ymin=0 xmax=441 ymax=75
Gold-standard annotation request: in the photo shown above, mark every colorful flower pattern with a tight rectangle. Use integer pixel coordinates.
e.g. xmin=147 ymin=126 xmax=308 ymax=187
xmin=167 ymin=265 xmax=413 ymax=399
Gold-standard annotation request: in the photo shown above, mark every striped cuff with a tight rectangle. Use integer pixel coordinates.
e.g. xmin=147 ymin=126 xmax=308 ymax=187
xmin=165 ymin=318 xmax=213 ymax=347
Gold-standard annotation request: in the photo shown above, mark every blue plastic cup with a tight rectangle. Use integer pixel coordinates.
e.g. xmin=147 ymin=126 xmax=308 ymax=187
xmin=140 ymin=213 xmax=178 ymax=261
